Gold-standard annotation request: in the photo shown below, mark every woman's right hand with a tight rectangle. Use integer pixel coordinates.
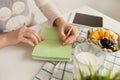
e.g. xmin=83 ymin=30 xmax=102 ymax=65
xmin=6 ymin=26 xmax=43 ymax=47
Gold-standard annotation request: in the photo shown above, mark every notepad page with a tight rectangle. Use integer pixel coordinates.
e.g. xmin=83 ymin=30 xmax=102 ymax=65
xmin=32 ymin=27 xmax=72 ymax=61
xmin=40 ymin=27 xmax=59 ymax=40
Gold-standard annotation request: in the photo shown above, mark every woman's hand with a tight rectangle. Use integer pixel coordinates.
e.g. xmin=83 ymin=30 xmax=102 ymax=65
xmin=58 ymin=23 xmax=77 ymax=44
xmin=6 ymin=26 xmax=43 ymax=47
xmin=54 ymin=17 xmax=77 ymax=44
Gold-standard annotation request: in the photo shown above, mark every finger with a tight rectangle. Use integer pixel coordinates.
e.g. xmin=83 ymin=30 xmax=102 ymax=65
xmin=64 ymin=35 xmax=76 ymax=44
xmin=27 ymin=29 xmax=42 ymax=42
xmin=21 ymin=38 xmax=35 ymax=47
xmin=68 ymin=37 xmax=76 ymax=43
xmin=64 ymin=27 xmax=77 ymax=43
xmin=60 ymin=34 xmax=66 ymax=42
xmin=59 ymin=27 xmax=66 ymax=42
xmin=24 ymin=32 xmax=39 ymax=45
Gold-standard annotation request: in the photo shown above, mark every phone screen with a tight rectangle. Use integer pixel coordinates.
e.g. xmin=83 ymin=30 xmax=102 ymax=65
xmin=73 ymin=13 xmax=103 ymax=27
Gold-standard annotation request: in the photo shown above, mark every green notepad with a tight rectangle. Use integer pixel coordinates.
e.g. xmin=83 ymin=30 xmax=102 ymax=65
xmin=32 ymin=27 xmax=72 ymax=61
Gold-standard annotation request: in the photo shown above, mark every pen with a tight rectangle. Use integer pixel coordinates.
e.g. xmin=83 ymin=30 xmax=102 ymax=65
xmin=66 ymin=27 xmax=73 ymax=37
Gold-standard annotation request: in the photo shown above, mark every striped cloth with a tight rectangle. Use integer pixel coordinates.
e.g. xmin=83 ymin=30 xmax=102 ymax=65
xmin=33 ymin=25 xmax=120 ymax=80
xmin=100 ymin=51 xmax=120 ymax=77
xmin=33 ymin=61 xmax=74 ymax=80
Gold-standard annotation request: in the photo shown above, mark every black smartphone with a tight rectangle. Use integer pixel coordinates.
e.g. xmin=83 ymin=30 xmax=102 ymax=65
xmin=69 ymin=13 xmax=103 ymax=27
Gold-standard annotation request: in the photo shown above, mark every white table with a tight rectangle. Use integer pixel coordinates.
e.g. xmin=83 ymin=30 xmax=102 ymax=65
xmin=0 ymin=6 xmax=120 ymax=80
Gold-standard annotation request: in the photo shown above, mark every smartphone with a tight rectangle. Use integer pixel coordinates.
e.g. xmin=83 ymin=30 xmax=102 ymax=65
xmin=69 ymin=12 xmax=103 ymax=27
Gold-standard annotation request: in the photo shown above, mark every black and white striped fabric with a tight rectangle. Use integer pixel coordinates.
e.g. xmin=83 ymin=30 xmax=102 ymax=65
xmin=33 ymin=61 xmax=73 ymax=80
xmin=100 ymin=51 xmax=120 ymax=77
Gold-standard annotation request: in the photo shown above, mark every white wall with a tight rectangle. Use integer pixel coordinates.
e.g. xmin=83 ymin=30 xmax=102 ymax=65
xmin=53 ymin=0 xmax=120 ymax=22
xmin=89 ymin=0 xmax=120 ymax=22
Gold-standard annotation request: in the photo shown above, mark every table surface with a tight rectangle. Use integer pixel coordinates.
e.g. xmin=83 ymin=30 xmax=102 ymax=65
xmin=0 ymin=6 xmax=120 ymax=80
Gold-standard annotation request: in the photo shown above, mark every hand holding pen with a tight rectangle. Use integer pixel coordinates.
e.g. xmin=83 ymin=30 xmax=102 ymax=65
xmin=54 ymin=17 xmax=77 ymax=44
xmin=59 ymin=24 xmax=77 ymax=45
